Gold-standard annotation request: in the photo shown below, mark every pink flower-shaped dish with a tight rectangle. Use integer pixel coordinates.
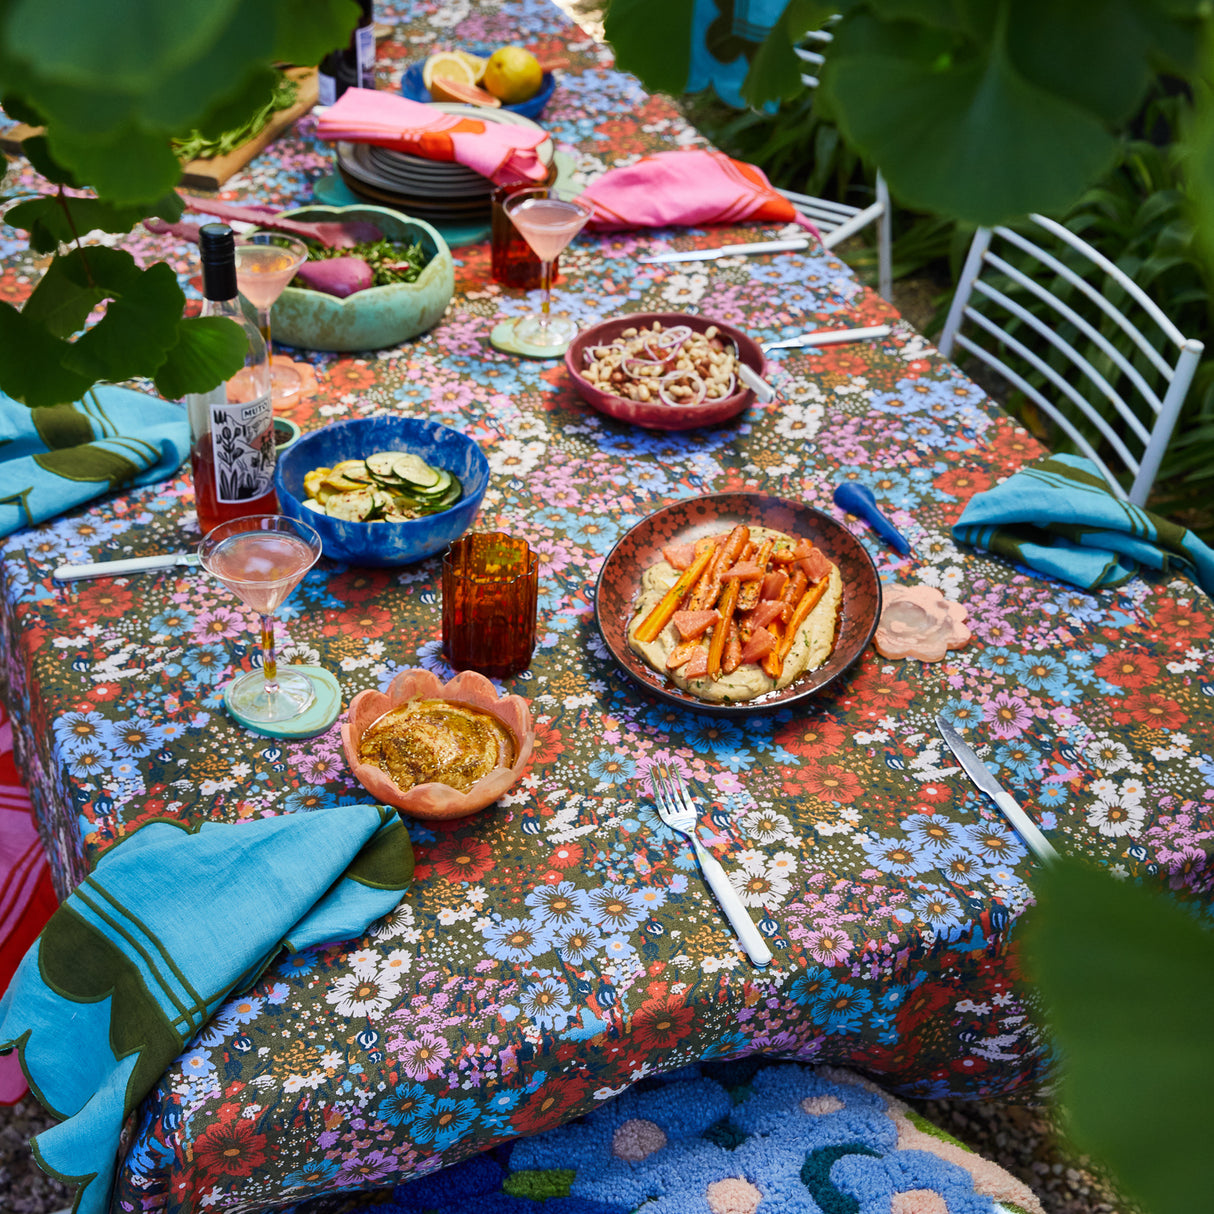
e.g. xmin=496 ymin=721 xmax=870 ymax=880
xmin=873 ymin=584 xmax=971 ymax=661
xmin=342 ymin=668 xmax=534 ymax=820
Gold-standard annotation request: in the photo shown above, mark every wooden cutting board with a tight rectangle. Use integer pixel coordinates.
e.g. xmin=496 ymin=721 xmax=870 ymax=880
xmin=0 ymin=67 xmax=318 ymax=192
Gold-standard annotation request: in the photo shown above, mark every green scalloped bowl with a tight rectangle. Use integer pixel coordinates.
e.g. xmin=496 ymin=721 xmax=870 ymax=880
xmin=269 ymin=205 xmax=455 ymax=352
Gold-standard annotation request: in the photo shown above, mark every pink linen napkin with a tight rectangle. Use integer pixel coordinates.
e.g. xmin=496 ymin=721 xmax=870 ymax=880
xmin=581 ymin=149 xmax=818 ymax=235
xmin=316 ymin=88 xmax=550 ymax=185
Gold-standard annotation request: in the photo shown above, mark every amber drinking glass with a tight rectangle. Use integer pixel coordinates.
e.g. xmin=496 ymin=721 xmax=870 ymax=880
xmin=442 ymin=533 xmax=539 ymax=678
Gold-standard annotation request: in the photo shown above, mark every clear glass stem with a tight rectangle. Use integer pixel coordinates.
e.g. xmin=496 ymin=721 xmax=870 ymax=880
xmin=256 ymin=307 xmax=273 ymax=353
xmin=538 ymin=260 xmax=553 ymax=331
xmin=259 ymin=614 xmax=279 ymax=696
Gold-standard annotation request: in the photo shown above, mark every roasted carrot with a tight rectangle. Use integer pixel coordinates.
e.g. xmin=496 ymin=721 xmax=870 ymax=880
xmin=706 ymin=578 xmax=741 ymax=677
xmin=767 ymin=578 xmax=831 ymax=679
xmin=737 ymin=538 xmax=774 ymax=611
xmin=688 ymin=525 xmax=749 ymax=612
xmin=763 ymin=568 xmax=809 ymax=678
xmin=722 ymin=621 xmax=743 ymax=674
xmin=634 ymin=546 xmax=714 ymax=643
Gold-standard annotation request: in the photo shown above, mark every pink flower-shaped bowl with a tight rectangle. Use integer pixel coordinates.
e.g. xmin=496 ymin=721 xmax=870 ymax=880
xmin=342 ymin=668 xmax=534 ymax=820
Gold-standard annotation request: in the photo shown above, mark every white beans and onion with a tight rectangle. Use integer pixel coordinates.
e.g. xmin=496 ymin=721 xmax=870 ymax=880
xmin=580 ymin=323 xmax=739 ymax=406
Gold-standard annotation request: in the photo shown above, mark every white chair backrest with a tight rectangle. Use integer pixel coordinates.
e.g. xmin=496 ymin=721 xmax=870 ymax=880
xmin=780 ymin=20 xmax=891 ymax=300
xmin=938 ymin=214 xmax=1203 ymax=506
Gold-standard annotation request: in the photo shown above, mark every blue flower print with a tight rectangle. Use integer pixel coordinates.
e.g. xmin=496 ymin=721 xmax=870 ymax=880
xmin=789 ymin=967 xmax=836 ymax=1008
xmin=813 ymin=981 xmax=873 ymax=1034
xmin=962 ymin=822 xmax=1026 ymax=866
xmin=147 ymin=608 xmax=196 ymax=636
xmin=993 ymin=741 xmax=1040 ymax=780
xmin=911 ymin=889 xmax=964 ymax=931
xmin=936 ymin=697 xmax=984 ymax=731
xmin=483 ymin=917 xmax=553 ymax=964
xmin=519 ymin=976 xmax=573 ymax=1031
xmin=583 ymin=884 xmax=651 ymax=933
xmin=526 ymin=882 xmax=593 ymax=928
xmin=1038 ymin=781 xmax=1069 ymax=809
xmin=1010 ymin=652 xmax=1077 ymax=700
xmin=378 ymin=1082 xmax=434 ymax=1127
xmin=98 ymin=717 xmax=159 ymax=760
xmin=53 ymin=710 xmax=107 ymax=750
xmin=859 ymin=834 xmax=934 ymax=878
xmin=282 ymin=1159 xmax=340 ymax=1189
xmin=282 ymin=784 xmax=340 ymax=814
xmin=179 ymin=1047 xmax=214 ymax=1077
xmin=588 ymin=751 xmax=636 ymax=785
xmin=481 ymin=1086 xmax=523 ymax=1129
xmin=182 ymin=643 xmax=229 ymax=685
xmin=903 ymin=814 xmax=969 ymax=854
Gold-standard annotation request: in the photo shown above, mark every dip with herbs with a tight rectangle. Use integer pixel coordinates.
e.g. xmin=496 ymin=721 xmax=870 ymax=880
xmin=357 ymin=700 xmax=515 ymax=793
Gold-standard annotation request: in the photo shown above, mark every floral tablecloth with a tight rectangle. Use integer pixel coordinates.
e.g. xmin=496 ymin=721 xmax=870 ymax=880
xmin=2 ymin=1 xmax=1212 ymax=1210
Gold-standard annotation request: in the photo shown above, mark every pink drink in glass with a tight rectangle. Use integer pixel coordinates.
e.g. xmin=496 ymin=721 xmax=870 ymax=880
xmin=235 ymin=234 xmax=310 ymax=405
xmin=507 ymin=198 xmax=588 ymax=262
xmin=207 ymin=530 xmax=315 ymax=614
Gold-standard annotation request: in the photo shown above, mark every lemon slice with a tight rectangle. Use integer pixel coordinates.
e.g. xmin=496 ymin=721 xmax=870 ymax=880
xmin=423 ymin=51 xmax=475 ymax=92
xmin=454 ymin=49 xmax=487 ymax=83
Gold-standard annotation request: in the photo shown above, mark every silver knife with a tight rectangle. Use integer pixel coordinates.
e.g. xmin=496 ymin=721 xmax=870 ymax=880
xmin=936 ymin=716 xmax=1059 ymax=866
xmin=53 ymin=553 xmax=202 ymax=581
xmin=638 ymin=237 xmax=811 ymax=264
xmin=762 ymin=324 xmax=892 ymax=353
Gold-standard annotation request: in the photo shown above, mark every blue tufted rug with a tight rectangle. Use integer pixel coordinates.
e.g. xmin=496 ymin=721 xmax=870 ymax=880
xmin=293 ymin=1059 xmax=1043 ymax=1214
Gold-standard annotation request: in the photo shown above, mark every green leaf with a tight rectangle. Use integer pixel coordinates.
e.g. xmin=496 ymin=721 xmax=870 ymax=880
xmin=44 ymin=123 xmax=182 ymax=205
xmin=5 ymin=0 xmax=241 ymax=92
xmin=826 ymin=9 xmax=1119 ymax=225
xmin=1024 ymin=859 xmax=1214 ymax=1214
xmin=602 ymin=0 xmax=695 ymax=96
xmin=740 ymin=5 xmax=813 ymax=109
xmin=0 ymin=91 xmax=44 ymax=125
xmin=5 ymin=196 xmax=172 ymax=254
xmin=19 ymin=135 xmax=80 ymax=188
xmin=0 ymin=302 xmax=94 ymax=406
xmin=52 ymin=249 xmax=185 ymax=383
xmin=19 ymin=248 xmax=107 ymax=337
xmin=272 ymin=0 xmax=361 ymax=66
xmin=152 ymin=315 xmax=248 ymax=401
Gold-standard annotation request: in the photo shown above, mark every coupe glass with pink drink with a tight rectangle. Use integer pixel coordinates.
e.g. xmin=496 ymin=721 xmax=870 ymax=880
xmin=199 ymin=514 xmax=324 ymax=725
xmin=503 ymin=187 xmax=593 ymax=350
xmin=235 ymin=233 xmax=309 ymax=406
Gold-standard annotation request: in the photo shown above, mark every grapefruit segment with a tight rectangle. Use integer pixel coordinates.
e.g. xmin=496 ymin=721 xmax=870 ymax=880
xmin=429 ymin=76 xmax=502 ymax=107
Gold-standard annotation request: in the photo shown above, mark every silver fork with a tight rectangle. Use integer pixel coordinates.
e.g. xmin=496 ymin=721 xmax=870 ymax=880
xmin=649 ymin=764 xmax=773 ymax=967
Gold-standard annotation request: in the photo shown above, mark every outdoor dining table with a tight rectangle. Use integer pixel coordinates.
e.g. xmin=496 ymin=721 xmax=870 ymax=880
xmin=2 ymin=0 xmax=1213 ymax=1209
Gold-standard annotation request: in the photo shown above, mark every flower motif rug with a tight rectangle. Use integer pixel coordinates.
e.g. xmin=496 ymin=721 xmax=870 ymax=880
xmin=310 ymin=1058 xmax=1043 ymax=1214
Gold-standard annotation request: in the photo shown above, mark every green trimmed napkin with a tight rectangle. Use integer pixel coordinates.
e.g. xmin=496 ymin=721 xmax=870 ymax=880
xmin=0 ymin=386 xmax=190 ymax=538
xmin=953 ymin=453 xmax=1214 ymax=596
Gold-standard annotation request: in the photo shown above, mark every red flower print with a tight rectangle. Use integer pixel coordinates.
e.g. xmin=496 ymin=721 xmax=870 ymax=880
xmin=430 ymin=836 xmax=494 ymax=883
xmin=775 ymin=717 xmax=846 ymax=758
xmin=1150 ymin=598 xmax=1212 ymax=647
xmin=630 ymin=991 xmax=693 ymax=1052
xmin=547 ymin=841 xmax=583 ymax=869
xmin=531 ymin=719 xmax=565 ymax=765
xmin=325 ymin=361 xmax=376 ymax=392
xmin=343 ymin=603 xmax=395 ymax=635
xmin=332 ymin=569 xmax=394 ymax=604
xmin=933 ymin=467 xmax=994 ymax=500
xmin=1112 ymin=693 xmax=1187 ymax=730
xmin=846 ymin=667 xmax=915 ymax=716
xmin=510 ymin=1074 xmax=593 ymax=1136
xmin=1094 ymin=650 xmax=1161 ymax=690
xmin=193 ymin=1116 xmax=268 ymax=1178
xmin=797 ymin=764 xmax=862 ymax=804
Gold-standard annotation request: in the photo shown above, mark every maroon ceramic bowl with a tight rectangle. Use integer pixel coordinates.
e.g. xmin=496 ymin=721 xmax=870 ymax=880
xmin=564 ymin=312 xmax=766 ymax=431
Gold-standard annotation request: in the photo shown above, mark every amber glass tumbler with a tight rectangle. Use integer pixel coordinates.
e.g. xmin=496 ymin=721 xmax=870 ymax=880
xmin=490 ymin=177 xmax=558 ymax=290
xmin=442 ymin=533 xmax=539 ymax=678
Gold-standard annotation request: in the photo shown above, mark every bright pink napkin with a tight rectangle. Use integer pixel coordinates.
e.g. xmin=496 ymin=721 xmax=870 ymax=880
xmin=581 ymin=149 xmax=818 ymax=235
xmin=316 ymin=88 xmax=550 ymax=185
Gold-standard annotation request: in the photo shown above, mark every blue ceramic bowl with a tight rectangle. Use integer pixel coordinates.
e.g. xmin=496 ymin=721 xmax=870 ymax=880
xmin=400 ymin=62 xmax=556 ymax=120
xmin=274 ymin=417 xmax=490 ymax=567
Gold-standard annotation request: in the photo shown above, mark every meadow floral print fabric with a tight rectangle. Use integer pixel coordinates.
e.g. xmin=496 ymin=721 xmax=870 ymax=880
xmin=0 ymin=0 xmax=1211 ymax=1210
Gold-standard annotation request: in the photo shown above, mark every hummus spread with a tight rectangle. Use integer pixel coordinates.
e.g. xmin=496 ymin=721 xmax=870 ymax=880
xmin=358 ymin=699 xmax=515 ymax=793
xmin=627 ymin=525 xmax=843 ymax=704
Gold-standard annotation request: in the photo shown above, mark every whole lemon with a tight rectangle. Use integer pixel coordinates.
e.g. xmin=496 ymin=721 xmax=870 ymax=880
xmin=482 ymin=46 xmax=543 ymax=105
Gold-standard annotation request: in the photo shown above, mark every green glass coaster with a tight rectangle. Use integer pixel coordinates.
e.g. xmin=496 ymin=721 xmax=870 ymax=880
xmin=490 ymin=318 xmax=571 ymax=360
xmin=224 ymin=666 xmax=343 ymax=740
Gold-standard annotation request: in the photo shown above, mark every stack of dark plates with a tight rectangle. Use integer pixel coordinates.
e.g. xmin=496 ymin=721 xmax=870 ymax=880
xmin=335 ymin=103 xmax=554 ymax=225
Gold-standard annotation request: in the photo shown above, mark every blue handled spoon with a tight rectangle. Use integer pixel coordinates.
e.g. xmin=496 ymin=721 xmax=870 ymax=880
xmin=833 ymin=482 xmax=913 ymax=556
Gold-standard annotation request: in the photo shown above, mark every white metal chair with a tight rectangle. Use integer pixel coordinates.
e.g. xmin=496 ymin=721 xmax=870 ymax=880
xmin=781 ymin=23 xmax=892 ymax=300
xmin=938 ymin=213 xmax=1204 ymax=507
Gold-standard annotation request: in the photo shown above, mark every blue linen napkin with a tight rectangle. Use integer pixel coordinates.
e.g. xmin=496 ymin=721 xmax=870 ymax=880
xmin=0 ymin=804 xmax=413 ymax=1214
xmin=952 ymin=453 xmax=1214 ymax=596
xmin=0 ymin=386 xmax=190 ymax=538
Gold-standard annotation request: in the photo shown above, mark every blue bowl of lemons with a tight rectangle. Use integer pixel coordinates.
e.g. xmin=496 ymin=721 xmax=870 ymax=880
xmin=400 ymin=56 xmax=556 ymax=121
xmin=274 ymin=416 xmax=490 ymax=567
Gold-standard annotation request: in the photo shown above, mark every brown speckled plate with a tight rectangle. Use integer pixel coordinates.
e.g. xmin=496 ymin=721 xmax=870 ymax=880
xmin=595 ymin=492 xmax=881 ymax=717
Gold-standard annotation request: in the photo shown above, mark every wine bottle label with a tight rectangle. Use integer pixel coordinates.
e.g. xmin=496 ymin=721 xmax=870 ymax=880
xmin=355 ymin=24 xmax=376 ymax=88
xmin=209 ymin=394 xmax=275 ymax=503
xmin=318 ymin=71 xmax=337 ymax=107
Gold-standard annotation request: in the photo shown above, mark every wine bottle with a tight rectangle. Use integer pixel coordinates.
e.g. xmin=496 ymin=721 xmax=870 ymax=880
xmin=186 ymin=223 xmax=278 ymax=535
xmin=317 ymin=0 xmax=376 ymax=106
